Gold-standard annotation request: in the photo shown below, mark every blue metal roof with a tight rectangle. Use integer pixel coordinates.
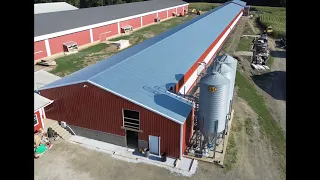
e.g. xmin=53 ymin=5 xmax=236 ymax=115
xmin=39 ymin=2 xmax=244 ymax=124
xmin=230 ymin=0 xmax=247 ymax=6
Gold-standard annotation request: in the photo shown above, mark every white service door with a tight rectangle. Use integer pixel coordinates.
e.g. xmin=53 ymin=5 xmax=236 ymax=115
xmin=149 ymin=135 xmax=160 ymax=155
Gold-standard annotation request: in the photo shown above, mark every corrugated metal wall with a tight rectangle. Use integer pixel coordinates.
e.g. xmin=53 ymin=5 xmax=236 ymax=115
xmin=40 ymin=82 xmax=182 ymax=158
xmin=182 ymin=107 xmax=194 ymax=154
xmin=158 ymin=10 xmax=167 ymax=20
xmin=34 ymin=40 xmax=47 ymax=61
xmin=142 ymin=13 xmax=157 ymax=26
xmin=92 ymin=23 xmax=119 ymax=41
xmin=48 ymin=30 xmax=91 ymax=55
xmin=34 ymin=110 xmax=43 ymax=132
xmin=177 ymin=7 xmax=183 ymax=14
xmin=119 ymin=17 xmax=142 ymax=30
xmin=168 ymin=8 xmax=176 ymax=17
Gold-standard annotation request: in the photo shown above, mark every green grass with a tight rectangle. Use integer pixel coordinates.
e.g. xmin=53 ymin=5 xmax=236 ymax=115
xmin=251 ymin=6 xmax=286 ymax=38
xmin=224 ymin=134 xmax=238 ymax=171
xmin=50 ymin=43 xmax=109 ymax=76
xmin=231 ymin=116 xmax=242 ymax=132
xmin=50 ymin=15 xmax=195 ymax=76
xmin=221 ymin=37 xmax=232 ymax=53
xmin=189 ymin=2 xmax=221 ymax=11
xmin=235 ymin=71 xmax=286 ymax=176
xmin=243 ymin=21 xmax=255 ymax=35
xmin=244 ymin=118 xmax=254 ymax=136
xmin=224 ymin=116 xmax=242 ymax=172
xmin=267 ymin=55 xmax=274 ymax=68
xmin=237 ymin=37 xmax=253 ymax=51
xmin=110 ymin=15 xmax=195 ymax=44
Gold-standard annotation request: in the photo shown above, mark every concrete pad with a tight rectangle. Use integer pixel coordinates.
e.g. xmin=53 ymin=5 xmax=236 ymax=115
xmin=68 ymin=135 xmax=198 ymax=177
xmin=69 ymin=135 xmax=85 ymax=142
xmin=179 ymin=157 xmax=192 ymax=171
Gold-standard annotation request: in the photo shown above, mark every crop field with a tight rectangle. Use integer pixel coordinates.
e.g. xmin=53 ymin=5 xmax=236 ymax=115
xmin=252 ymin=6 xmax=286 ymax=38
xmin=188 ymin=2 xmax=221 ymax=12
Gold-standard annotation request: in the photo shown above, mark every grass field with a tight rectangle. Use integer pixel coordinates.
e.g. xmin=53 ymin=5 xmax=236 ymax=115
xmin=236 ymin=22 xmax=254 ymax=51
xmin=235 ymin=71 xmax=286 ymax=176
xmin=237 ymin=37 xmax=253 ymax=51
xmin=188 ymin=2 xmax=221 ymax=12
xmin=50 ymin=15 xmax=196 ymax=77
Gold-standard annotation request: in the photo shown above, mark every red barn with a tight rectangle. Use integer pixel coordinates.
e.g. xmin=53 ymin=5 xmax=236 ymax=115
xmin=34 ymin=93 xmax=53 ymax=132
xmin=34 ymin=70 xmax=61 ymax=132
xmin=34 ymin=0 xmax=189 ymax=62
xmin=38 ymin=2 xmax=244 ymax=159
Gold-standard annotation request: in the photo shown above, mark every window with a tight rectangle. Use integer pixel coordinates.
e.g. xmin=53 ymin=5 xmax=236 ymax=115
xmin=123 ymin=109 xmax=140 ymax=130
xmin=34 ymin=114 xmax=39 ymax=126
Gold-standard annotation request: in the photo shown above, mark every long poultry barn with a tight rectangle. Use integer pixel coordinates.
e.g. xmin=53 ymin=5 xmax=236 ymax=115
xmin=38 ymin=1 xmax=245 ymax=159
xmin=34 ymin=0 xmax=189 ymax=62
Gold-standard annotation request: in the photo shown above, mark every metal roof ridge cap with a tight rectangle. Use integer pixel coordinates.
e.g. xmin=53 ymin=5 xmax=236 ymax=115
xmin=37 ymin=80 xmax=87 ymax=91
xmin=89 ymin=10 xmax=217 ymax=82
xmin=87 ymin=80 xmax=184 ymax=124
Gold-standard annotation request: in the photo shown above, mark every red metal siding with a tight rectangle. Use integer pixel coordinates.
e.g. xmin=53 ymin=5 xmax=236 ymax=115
xmin=40 ymin=82 xmax=183 ymax=158
xmin=175 ymin=10 xmax=243 ymax=93
xmin=142 ymin=13 xmax=157 ymax=26
xmin=182 ymin=108 xmax=194 ymax=154
xmin=34 ymin=110 xmax=43 ymax=132
xmin=177 ymin=7 xmax=184 ymax=15
xmin=92 ymin=23 xmax=119 ymax=42
xmin=158 ymin=10 xmax=167 ymax=20
xmin=48 ymin=30 xmax=91 ymax=55
xmin=184 ymin=5 xmax=188 ymax=13
xmin=168 ymin=9 xmax=176 ymax=17
xmin=120 ymin=17 xmax=141 ymax=30
xmin=34 ymin=40 xmax=47 ymax=61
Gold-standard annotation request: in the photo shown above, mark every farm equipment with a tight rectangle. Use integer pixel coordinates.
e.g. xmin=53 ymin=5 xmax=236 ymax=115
xmin=197 ymin=10 xmax=203 ymax=15
xmin=191 ymin=8 xmax=203 ymax=15
xmin=251 ymin=33 xmax=270 ymax=71
xmin=264 ymin=26 xmax=274 ymax=35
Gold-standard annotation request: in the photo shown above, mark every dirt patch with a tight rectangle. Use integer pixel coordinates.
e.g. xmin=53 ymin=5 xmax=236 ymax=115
xmin=223 ymin=17 xmax=248 ymax=55
xmin=142 ymin=32 xmax=156 ymax=39
xmin=83 ymin=45 xmax=118 ymax=66
xmin=223 ymin=95 xmax=281 ymax=180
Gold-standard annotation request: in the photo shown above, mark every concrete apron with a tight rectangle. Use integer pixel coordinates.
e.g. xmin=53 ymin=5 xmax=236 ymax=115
xmin=68 ymin=135 xmax=198 ymax=177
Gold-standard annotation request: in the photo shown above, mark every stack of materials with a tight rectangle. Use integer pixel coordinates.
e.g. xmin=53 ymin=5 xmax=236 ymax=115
xmin=34 ymin=128 xmax=53 ymax=159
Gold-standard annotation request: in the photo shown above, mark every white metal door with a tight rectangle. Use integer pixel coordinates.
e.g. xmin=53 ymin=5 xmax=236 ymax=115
xmin=149 ymin=135 xmax=160 ymax=155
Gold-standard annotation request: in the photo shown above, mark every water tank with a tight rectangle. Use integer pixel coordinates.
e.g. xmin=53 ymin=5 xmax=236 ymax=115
xmin=215 ymin=54 xmax=238 ymax=73
xmin=198 ymin=72 xmax=230 ymax=137
xmin=212 ymin=62 xmax=235 ymax=113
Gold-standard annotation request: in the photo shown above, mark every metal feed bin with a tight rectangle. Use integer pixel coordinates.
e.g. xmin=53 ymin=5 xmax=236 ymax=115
xmin=215 ymin=54 xmax=238 ymax=73
xmin=211 ymin=62 xmax=235 ymax=115
xmin=198 ymin=72 xmax=230 ymax=141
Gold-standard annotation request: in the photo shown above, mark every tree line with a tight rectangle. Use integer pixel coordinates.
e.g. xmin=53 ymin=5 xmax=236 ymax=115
xmin=34 ymin=0 xmax=148 ymax=8
xmin=185 ymin=0 xmax=285 ymax=7
xmin=34 ymin=0 xmax=286 ymax=8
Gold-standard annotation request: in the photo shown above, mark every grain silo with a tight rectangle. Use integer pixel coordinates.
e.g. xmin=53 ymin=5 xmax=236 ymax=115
xmin=198 ymin=72 xmax=230 ymax=142
xmin=211 ymin=61 xmax=235 ymax=115
xmin=215 ymin=54 xmax=238 ymax=112
xmin=215 ymin=54 xmax=238 ymax=73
